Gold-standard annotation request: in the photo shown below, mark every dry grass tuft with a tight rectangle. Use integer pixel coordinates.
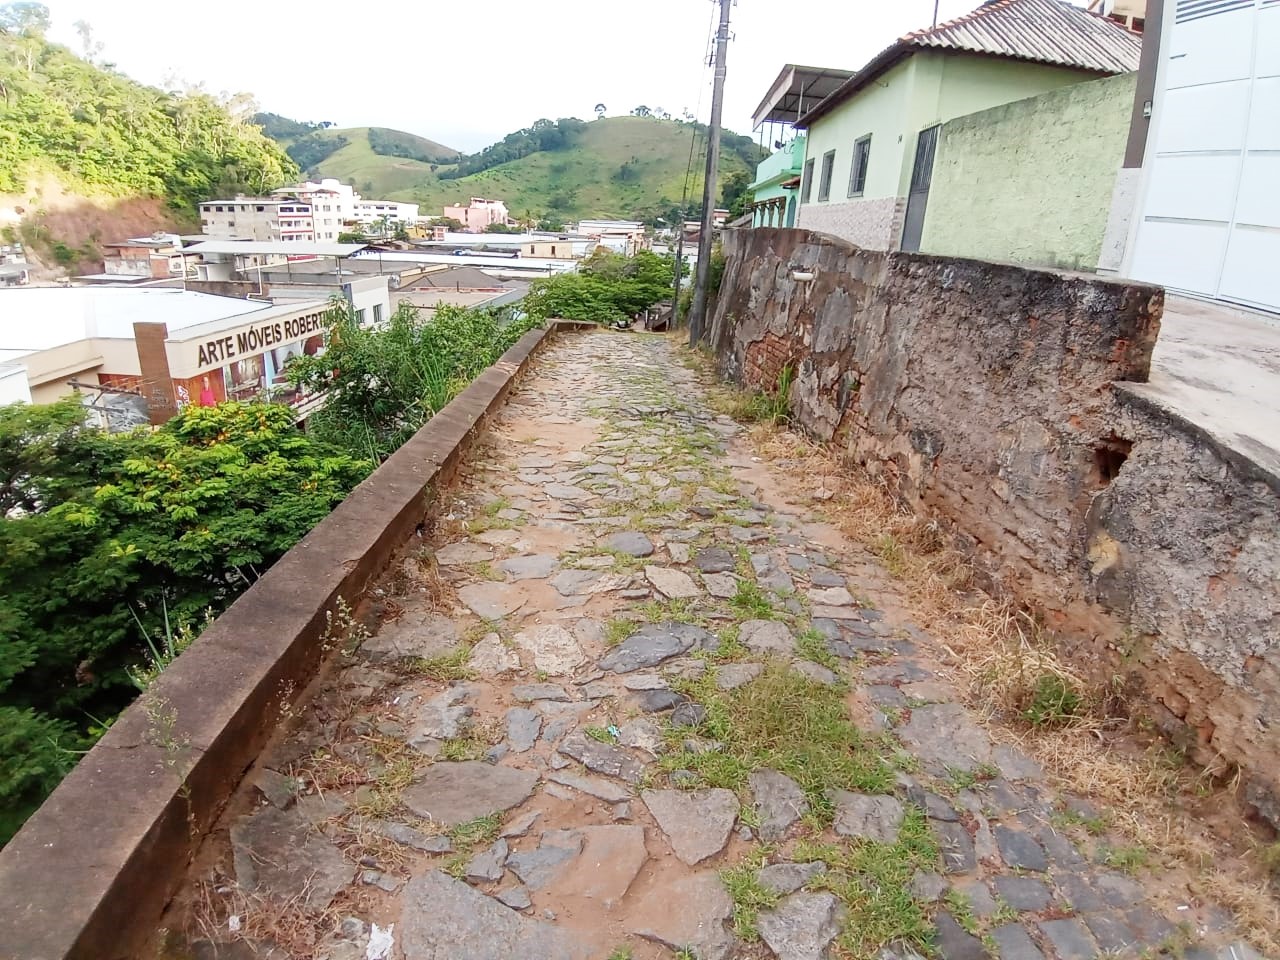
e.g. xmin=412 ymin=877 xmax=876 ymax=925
xmin=693 ymin=372 xmax=1280 ymax=954
xmin=190 ymin=877 xmax=347 ymax=960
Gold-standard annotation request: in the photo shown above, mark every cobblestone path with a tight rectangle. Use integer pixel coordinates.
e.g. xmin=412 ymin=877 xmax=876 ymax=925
xmin=178 ymin=330 xmax=1259 ymax=960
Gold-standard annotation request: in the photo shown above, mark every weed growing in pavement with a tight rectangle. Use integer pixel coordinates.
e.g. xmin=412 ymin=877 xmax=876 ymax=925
xmin=443 ymin=812 xmax=502 ymax=877
xmin=605 ymin=617 xmax=638 ymax=647
xmin=661 ymin=662 xmax=893 ymax=812
xmin=944 ymin=887 xmax=980 ymax=934
xmin=605 ymin=949 xmax=633 ymax=960
xmin=796 ymin=627 xmax=840 ymax=670
xmin=796 ymin=807 xmax=939 ymax=957
xmin=729 ymin=579 xmax=774 ymax=620
xmin=585 ymin=726 xmax=615 ymax=744
xmin=412 ymin=644 xmax=476 ymax=682
xmin=320 ymin=596 xmax=370 ymax=656
xmin=1023 ymin=673 xmax=1084 ymax=727
xmin=1051 ymin=807 xmax=1110 ymax=836
xmin=351 ymin=751 xmax=419 ymax=820
xmin=720 ymin=847 xmax=780 ymax=940
xmin=638 ymin=596 xmax=707 ymax=625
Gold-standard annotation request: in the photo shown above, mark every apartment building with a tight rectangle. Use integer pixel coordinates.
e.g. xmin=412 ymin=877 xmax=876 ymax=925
xmin=273 ymin=179 xmax=358 ymax=241
xmin=198 ymin=198 xmax=316 ymax=242
xmin=442 ymin=198 xmax=511 ymax=233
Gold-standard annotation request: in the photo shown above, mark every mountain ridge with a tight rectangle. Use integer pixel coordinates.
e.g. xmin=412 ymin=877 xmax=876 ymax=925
xmin=256 ymin=112 xmax=766 ymax=222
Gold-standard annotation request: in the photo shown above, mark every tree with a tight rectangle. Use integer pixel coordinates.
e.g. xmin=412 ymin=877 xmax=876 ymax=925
xmin=426 ymin=216 xmax=464 ymax=231
xmin=0 ymin=2 xmax=49 ymax=35
xmin=0 ymin=398 xmax=369 ymax=841
xmin=72 ymin=19 xmax=103 ymax=63
xmin=484 ymin=222 xmax=520 ymax=234
xmin=594 ymin=103 xmax=606 ymax=120
xmin=631 ymin=105 xmax=652 ymax=118
xmin=522 ymin=250 xmax=674 ymax=327
xmin=721 ymin=170 xmax=753 ymax=218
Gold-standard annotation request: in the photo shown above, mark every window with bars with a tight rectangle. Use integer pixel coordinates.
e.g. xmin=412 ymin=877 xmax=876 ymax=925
xmin=818 ymin=150 xmax=836 ymax=202
xmin=800 ymin=159 xmax=815 ymax=203
xmin=848 ymin=135 xmax=871 ymax=197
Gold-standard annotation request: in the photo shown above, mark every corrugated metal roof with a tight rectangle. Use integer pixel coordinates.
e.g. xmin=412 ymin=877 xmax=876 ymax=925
xmin=904 ymin=0 xmax=1140 ymax=73
xmin=797 ymin=0 xmax=1140 ymax=128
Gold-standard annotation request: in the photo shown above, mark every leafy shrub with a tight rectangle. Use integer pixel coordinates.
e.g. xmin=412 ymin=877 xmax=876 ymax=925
xmin=287 ymin=300 xmax=541 ymax=461
xmin=0 ymin=399 xmax=369 ymax=843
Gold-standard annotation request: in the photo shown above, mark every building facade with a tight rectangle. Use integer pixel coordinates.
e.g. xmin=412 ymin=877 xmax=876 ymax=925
xmin=352 ymin=200 xmax=421 ymax=228
xmin=199 ymin=198 xmax=316 ymax=243
xmin=0 ymin=288 xmax=331 ymax=425
xmin=793 ymin=0 xmax=1141 ymax=252
xmin=749 ymin=137 xmax=806 ymax=227
xmin=442 ymin=198 xmax=511 ymax=233
xmin=1120 ymin=0 xmax=1278 ymax=313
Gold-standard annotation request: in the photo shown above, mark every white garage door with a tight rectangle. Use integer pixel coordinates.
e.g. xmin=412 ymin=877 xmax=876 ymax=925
xmin=1130 ymin=0 xmax=1280 ymax=312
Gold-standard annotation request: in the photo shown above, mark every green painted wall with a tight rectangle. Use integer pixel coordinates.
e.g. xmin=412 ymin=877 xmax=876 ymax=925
xmin=801 ymin=57 xmax=915 ymax=206
xmin=800 ymin=52 xmax=1105 ymax=207
xmin=920 ymin=72 xmax=1137 ymax=270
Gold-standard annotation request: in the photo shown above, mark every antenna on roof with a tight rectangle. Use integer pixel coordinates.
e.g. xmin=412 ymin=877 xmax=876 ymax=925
xmin=933 ymin=0 xmax=940 ymax=27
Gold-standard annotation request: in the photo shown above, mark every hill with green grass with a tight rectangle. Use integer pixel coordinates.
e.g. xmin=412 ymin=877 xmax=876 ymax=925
xmin=258 ymin=113 xmax=766 ymax=222
xmin=255 ymin=116 xmax=461 ymax=197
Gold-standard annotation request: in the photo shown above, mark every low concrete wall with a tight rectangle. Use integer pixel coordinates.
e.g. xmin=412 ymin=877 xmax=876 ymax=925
xmin=709 ymin=227 xmax=1280 ymax=825
xmin=0 ymin=321 xmax=586 ymax=960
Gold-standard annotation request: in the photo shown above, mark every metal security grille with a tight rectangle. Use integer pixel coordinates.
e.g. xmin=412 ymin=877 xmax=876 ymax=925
xmin=909 ymin=126 xmax=940 ymax=193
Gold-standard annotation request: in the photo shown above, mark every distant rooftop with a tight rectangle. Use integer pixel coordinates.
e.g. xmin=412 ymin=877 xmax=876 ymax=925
xmin=798 ymin=0 xmax=1141 ymax=127
xmin=182 ymin=241 xmax=367 ymax=257
xmin=0 ymin=288 xmax=307 ymax=355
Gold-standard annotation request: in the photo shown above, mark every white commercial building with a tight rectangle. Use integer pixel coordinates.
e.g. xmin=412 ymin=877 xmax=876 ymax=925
xmin=272 ymin=179 xmax=420 ymax=239
xmin=353 ymin=199 xmax=421 ymax=228
xmin=198 ymin=198 xmax=316 ymax=243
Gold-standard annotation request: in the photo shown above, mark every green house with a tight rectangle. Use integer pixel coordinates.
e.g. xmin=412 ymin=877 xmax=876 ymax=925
xmin=747 ymin=65 xmax=853 ymax=228
xmin=792 ymin=0 xmax=1140 ymax=252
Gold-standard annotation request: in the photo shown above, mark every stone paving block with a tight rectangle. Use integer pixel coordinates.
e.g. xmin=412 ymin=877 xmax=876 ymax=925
xmin=994 ymin=825 xmax=1048 ymax=871
xmin=933 ymin=911 xmax=991 ymax=960
xmin=992 ymin=876 xmax=1052 ymax=912
xmin=933 ymin=820 xmax=978 ymax=874
xmin=989 ymin=924 xmax=1045 ymax=960
xmin=1037 ymin=918 xmax=1099 ymax=960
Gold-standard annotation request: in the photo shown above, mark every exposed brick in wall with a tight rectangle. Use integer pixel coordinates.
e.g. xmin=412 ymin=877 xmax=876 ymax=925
xmin=743 ymin=331 xmax=797 ymax=388
xmin=709 ymin=227 xmax=1280 ymax=826
xmin=796 ymin=195 xmax=905 ymax=251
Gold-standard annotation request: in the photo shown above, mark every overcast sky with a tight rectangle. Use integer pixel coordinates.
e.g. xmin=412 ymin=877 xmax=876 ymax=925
xmin=42 ymin=0 xmax=1085 ymax=153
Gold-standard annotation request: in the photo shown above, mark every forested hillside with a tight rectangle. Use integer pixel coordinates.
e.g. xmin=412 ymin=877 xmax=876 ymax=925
xmin=258 ymin=112 xmax=766 ymax=222
xmin=0 ymin=7 xmax=297 ymax=272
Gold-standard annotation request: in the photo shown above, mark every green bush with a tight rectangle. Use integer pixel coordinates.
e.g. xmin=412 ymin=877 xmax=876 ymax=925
xmin=0 ymin=399 xmax=369 ymax=843
xmin=287 ymin=300 xmax=541 ymax=461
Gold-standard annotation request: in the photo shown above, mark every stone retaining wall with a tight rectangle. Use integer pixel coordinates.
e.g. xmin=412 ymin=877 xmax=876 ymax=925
xmin=0 ymin=322 xmax=587 ymax=960
xmin=708 ymin=227 xmax=1279 ymax=824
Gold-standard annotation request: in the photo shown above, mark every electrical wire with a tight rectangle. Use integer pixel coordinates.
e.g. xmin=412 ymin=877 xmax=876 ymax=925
xmin=680 ymin=0 xmax=720 ymax=213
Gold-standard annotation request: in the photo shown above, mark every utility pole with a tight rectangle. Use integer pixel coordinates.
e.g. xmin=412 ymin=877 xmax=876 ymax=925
xmin=688 ymin=0 xmax=732 ymax=346
xmin=671 ymin=224 xmax=683 ymax=328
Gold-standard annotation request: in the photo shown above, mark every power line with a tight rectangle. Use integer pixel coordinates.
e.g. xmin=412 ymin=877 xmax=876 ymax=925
xmin=680 ymin=0 xmax=719 ymax=211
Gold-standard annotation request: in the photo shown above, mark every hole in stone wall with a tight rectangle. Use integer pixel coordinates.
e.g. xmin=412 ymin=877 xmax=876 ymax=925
xmin=1094 ymin=434 xmax=1133 ymax=486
